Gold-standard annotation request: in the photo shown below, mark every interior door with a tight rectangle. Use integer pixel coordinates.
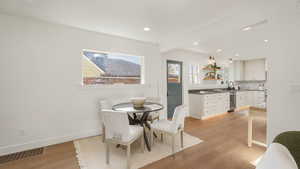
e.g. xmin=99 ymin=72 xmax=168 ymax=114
xmin=167 ymin=60 xmax=183 ymax=119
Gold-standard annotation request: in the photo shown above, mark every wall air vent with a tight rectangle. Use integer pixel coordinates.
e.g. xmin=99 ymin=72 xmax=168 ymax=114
xmin=0 ymin=147 xmax=44 ymax=164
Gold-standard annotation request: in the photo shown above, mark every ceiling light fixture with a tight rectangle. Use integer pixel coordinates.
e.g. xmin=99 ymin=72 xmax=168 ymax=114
xmin=216 ymin=49 xmax=223 ymax=53
xmin=241 ymin=19 xmax=268 ymax=31
xmin=143 ymin=27 xmax=151 ymax=31
xmin=264 ymin=39 xmax=269 ymax=42
xmin=193 ymin=41 xmax=199 ymax=46
xmin=242 ymin=27 xmax=252 ymax=31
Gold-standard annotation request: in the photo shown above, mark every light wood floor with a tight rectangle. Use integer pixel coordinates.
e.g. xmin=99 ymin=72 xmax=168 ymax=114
xmin=0 ymin=113 xmax=266 ymax=169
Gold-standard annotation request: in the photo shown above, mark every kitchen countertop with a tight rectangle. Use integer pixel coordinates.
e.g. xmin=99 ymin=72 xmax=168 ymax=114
xmin=189 ymin=88 xmax=266 ymax=95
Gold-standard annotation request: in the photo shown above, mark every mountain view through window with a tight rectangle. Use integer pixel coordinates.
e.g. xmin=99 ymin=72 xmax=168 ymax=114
xmin=82 ymin=50 xmax=143 ymax=85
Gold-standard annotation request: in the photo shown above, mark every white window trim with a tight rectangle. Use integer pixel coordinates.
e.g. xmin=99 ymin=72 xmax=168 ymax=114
xmin=189 ymin=63 xmax=202 ymax=85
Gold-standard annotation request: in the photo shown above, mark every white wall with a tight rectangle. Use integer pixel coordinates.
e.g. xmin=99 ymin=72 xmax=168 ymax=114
xmin=0 ymin=14 xmax=163 ymax=155
xmin=161 ymin=49 xmax=227 ymax=115
xmin=266 ymin=2 xmax=300 ymax=143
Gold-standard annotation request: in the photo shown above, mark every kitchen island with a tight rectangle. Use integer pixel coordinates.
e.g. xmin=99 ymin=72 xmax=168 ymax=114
xmin=189 ymin=89 xmax=230 ymax=119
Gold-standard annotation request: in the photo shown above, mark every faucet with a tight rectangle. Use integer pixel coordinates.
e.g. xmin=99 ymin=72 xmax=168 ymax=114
xmin=228 ymin=81 xmax=234 ymax=90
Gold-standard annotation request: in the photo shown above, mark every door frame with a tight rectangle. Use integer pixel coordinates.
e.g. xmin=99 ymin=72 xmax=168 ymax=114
xmin=166 ymin=59 xmax=183 ymax=118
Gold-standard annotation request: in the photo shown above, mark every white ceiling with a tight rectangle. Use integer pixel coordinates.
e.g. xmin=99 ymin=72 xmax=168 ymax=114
xmin=0 ymin=0 xmax=297 ymax=59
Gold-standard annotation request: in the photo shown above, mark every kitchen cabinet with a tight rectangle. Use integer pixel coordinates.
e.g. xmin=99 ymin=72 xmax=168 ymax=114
xmin=189 ymin=93 xmax=230 ymax=119
xmin=244 ymin=59 xmax=266 ymax=81
xmin=233 ymin=61 xmax=245 ymax=81
xmin=236 ymin=91 xmax=250 ymax=108
xmin=236 ymin=91 xmax=266 ymax=108
xmin=232 ymin=59 xmax=266 ymax=81
xmin=249 ymin=91 xmax=265 ymax=107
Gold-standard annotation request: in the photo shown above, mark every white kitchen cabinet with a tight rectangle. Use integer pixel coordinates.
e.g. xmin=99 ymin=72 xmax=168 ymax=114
xmin=236 ymin=91 xmax=266 ymax=108
xmin=251 ymin=91 xmax=265 ymax=107
xmin=244 ymin=59 xmax=266 ymax=81
xmin=233 ymin=61 xmax=245 ymax=81
xmin=189 ymin=93 xmax=230 ymax=119
xmin=236 ymin=91 xmax=250 ymax=108
xmin=232 ymin=59 xmax=266 ymax=81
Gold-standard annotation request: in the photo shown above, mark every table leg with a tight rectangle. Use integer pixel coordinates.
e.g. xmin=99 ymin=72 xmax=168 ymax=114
xmin=248 ymin=116 xmax=253 ymax=147
xmin=142 ymin=124 xmax=151 ymax=151
xmin=144 ymin=121 xmax=157 ymax=138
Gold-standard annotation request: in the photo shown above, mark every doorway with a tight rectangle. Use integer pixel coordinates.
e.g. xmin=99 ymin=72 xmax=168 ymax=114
xmin=167 ymin=60 xmax=183 ymax=119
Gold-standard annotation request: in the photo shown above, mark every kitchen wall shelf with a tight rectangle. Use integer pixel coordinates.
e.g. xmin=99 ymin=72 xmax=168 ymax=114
xmin=203 ymin=77 xmax=223 ymax=80
xmin=203 ymin=67 xmax=221 ymax=71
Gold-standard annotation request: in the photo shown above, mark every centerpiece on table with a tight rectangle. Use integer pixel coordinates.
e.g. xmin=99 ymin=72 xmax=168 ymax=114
xmin=130 ymin=97 xmax=146 ymax=109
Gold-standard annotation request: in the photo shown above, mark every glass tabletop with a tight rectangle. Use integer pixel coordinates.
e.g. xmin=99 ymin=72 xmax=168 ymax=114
xmin=112 ymin=102 xmax=164 ymax=113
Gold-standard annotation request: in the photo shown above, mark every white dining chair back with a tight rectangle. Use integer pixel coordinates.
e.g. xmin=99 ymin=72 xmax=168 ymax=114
xmin=147 ymin=97 xmax=161 ymax=103
xmin=101 ymin=110 xmax=144 ymax=169
xmin=150 ymin=105 xmax=187 ymax=158
xmin=99 ymin=99 xmax=113 ymax=142
xmin=111 ymin=98 xmax=130 ymax=106
xmin=171 ymin=105 xmax=187 ymax=132
xmin=102 ymin=110 xmax=130 ymax=142
xmin=100 ymin=99 xmax=113 ymax=110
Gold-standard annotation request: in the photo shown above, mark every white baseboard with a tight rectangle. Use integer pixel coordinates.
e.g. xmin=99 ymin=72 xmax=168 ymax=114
xmin=0 ymin=129 xmax=101 ymax=156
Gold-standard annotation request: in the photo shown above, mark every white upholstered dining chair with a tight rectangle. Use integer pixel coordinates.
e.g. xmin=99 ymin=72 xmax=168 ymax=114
xmin=150 ymin=105 xmax=187 ymax=158
xmin=102 ymin=110 xmax=144 ymax=169
xmin=99 ymin=99 xmax=113 ymax=142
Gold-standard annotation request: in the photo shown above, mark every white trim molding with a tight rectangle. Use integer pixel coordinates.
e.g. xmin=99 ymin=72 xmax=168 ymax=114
xmin=0 ymin=129 xmax=101 ymax=156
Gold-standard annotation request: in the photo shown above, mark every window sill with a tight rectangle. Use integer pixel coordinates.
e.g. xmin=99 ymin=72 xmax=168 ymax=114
xmin=79 ymin=83 xmax=150 ymax=89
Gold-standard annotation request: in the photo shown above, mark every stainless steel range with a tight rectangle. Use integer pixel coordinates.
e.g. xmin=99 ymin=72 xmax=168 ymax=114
xmin=229 ymin=90 xmax=236 ymax=112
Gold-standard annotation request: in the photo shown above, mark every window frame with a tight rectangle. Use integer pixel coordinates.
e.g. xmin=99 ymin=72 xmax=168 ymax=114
xmin=81 ymin=49 xmax=145 ymax=86
xmin=189 ymin=63 xmax=202 ymax=85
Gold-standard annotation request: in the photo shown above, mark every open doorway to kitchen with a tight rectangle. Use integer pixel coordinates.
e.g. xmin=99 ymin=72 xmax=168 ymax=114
xmin=230 ymin=58 xmax=268 ymax=150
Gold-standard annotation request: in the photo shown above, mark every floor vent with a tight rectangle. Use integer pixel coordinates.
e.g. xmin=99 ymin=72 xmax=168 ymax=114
xmin=0 ymin=148 xmax=44 ymax=164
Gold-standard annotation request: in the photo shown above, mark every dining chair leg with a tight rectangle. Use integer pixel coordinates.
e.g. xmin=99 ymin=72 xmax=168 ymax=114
xmin=127 ymin=144 xmax=131 ymax=169
xmin=180 ymin=130 xmax=184 ymax=148
xmin=102 ymin=125 xmax=105 ymax=143
xmin=141 ymin=134 xmax=144 ymax=153
xmin=172 ymin=135 xmax=175 ymax=159
xmin=150 ymin=128 xmax=153 ymax=146
xmin=106 ymin=142 xmax=109 ymax=164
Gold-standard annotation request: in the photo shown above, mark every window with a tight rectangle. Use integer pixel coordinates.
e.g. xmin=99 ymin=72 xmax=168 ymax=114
xmin=167 ymin=63 xmax=181 ymax=83
xmin=189 ymin=64 xmax=202 ymax=84
xmin=82 ymin=50 xmax=144 ymax=85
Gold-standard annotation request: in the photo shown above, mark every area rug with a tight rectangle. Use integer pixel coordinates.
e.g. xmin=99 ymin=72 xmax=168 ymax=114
xmin=74 ymin=132 xmax=202 ymax=169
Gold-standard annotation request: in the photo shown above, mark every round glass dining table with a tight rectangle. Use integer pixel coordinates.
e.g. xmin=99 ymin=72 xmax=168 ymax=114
xmin=112 ymin=102 xmax=164 ymax=151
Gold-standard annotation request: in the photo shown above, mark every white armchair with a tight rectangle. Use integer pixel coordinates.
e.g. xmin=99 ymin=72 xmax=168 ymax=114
xmin=101 ymin=110 xmax=144 ymax=169
xmin=150 ymin=105 xmax=186 ymax=158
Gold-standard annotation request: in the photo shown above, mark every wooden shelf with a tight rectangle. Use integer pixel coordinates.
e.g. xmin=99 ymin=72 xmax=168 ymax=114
xmin=203 ymin=77 xmax=223 ymax=80
xmin=202 ymin=67 xmax=221 ymax=71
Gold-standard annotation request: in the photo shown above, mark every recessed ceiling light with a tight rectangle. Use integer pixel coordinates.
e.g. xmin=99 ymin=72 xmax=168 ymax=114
xmin=264 ymin=39 xmax=269 ymax=42
xmin=242 ymin=27 xmax=252 ymax=31
xmin=216 ymin=49 xmax=223 ymax=53
xmin=235 ymin=53 xmax=240 ymax=57
xmin=143 ymin=27 xmax=151 ymax=31
xmin=193 ymin=41 xmax=199 ymax=46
